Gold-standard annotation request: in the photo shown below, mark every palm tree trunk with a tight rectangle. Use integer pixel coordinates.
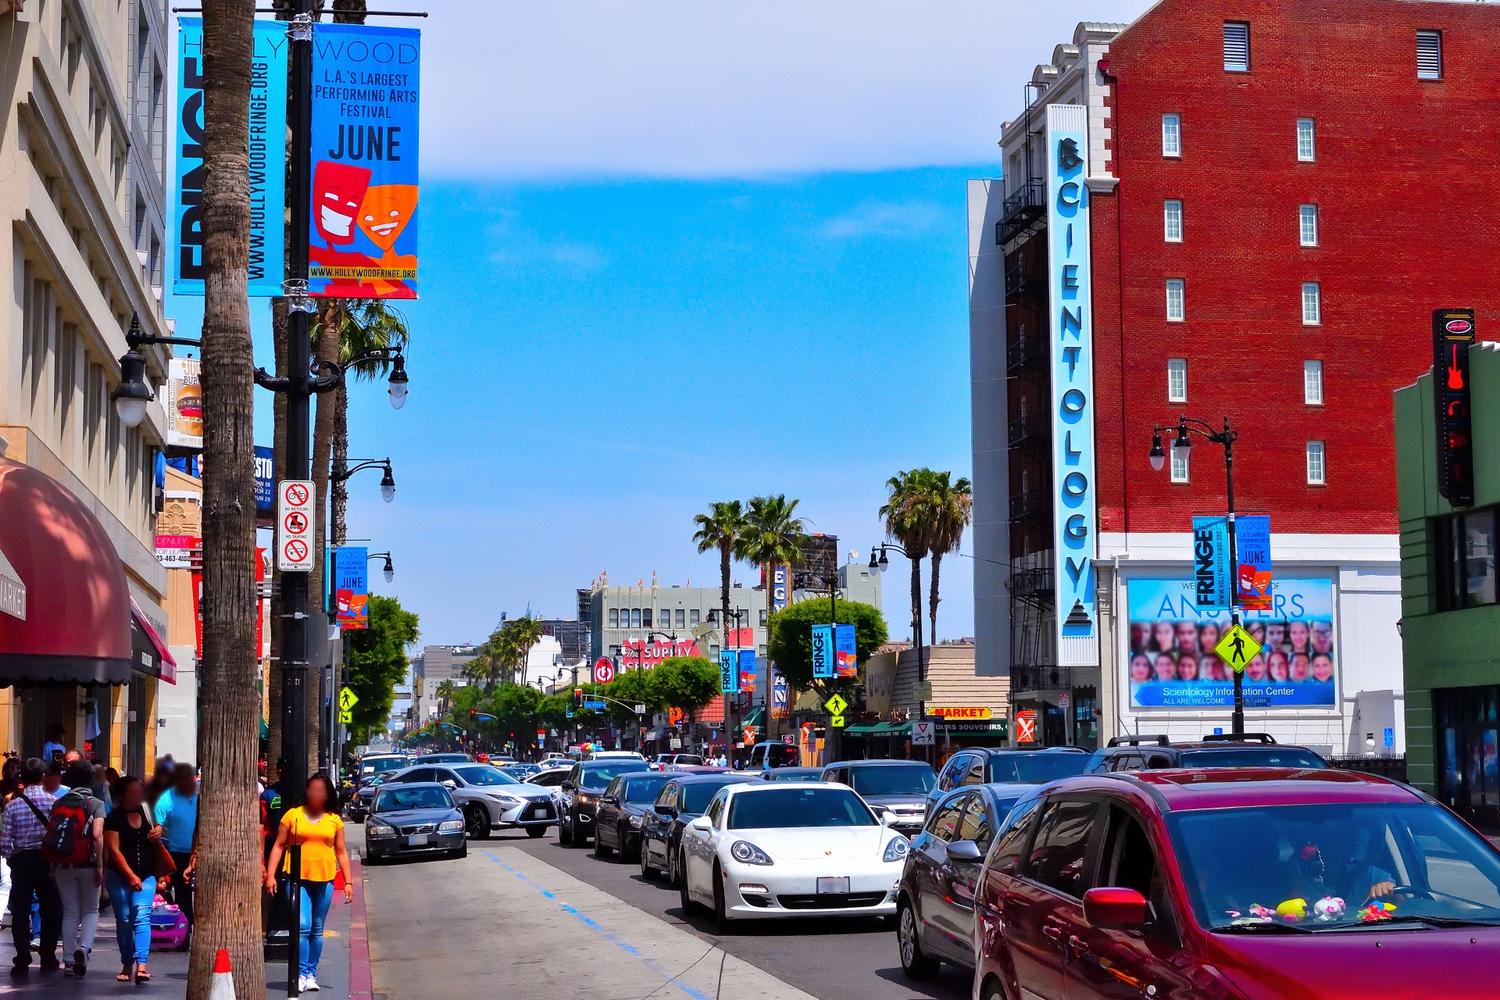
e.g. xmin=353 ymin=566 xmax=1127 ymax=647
xmin=910 ymin=557 xmax=922 ymax=651
xmin=189 ymin=3 xmax=265 ymax=997
xmin=928 ymin=551 xmax=943 ymax=646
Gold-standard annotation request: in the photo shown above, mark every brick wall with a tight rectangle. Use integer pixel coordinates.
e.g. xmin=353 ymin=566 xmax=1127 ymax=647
xmin=1094 ymin=0 xmax=1500 ymax=535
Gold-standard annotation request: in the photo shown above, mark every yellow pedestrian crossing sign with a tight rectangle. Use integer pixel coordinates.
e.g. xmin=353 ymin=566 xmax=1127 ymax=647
xmin=338 ymin=687 xmax=359 ymax=712
xmin=824 ymin=693 xmax=848 ymax=716
xmin=831 ymin=714 xmax=846 ymax=729
xmin=339 ymin=710 xmax=353 ymax=725
xmin=1214 ymin=624 xmax=1262 ymax=674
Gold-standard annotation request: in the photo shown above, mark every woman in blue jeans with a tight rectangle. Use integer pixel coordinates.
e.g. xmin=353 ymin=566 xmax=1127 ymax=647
xmin=102 ymin=777 xmax=163 ymax=984
xmin=264 ymin=776 xmax=352 ymax=992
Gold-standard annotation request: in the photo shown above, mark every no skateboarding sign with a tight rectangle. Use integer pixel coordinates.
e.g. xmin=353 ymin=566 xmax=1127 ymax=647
xmin=277 ymin=480 xmax=316 ymax=571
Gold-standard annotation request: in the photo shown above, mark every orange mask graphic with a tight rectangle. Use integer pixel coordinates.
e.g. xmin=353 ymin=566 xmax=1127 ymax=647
xmin=357 ymin=184 xmax=418 ymax=252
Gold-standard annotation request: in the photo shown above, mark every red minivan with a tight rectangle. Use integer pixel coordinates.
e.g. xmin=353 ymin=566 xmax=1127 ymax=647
xmin=973 ymin=768 xmax=1500 ymax=1000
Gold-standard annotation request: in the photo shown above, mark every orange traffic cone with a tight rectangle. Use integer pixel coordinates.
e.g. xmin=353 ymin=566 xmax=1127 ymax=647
xmin=208 ymin=949 xmax=236 ymax=1000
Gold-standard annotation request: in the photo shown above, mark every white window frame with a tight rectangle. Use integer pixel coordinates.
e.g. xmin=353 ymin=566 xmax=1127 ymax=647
xmin=1171 ymin=446 xmax=1190 ymax=484
xmin=1302 ymin=282 xmax=1322 ymax=326
xmin=1161 ymin=114 xmax=1182 ymax=157
xmin=1306 ymin=441 xmax=1326 ymax=485
xmin=1165 ymin=279 xmax=1186 ymax=323
xmin=1297 ymin=118 xmax=1316 ymax=162
xmin=1167 ymin=358 xmax=1188 ymax=403
xmin=1303 ymin=360 xmax=1324 ymax=405
xmin=1299 ymin=204 xmax=1319 ymax=247
xmin=1417 ymin=30 xmax=1443 ymax=81
xmin=1224 ymin=21 xmax=1251 ymax=73
xmin=1164 ymin=200 xmax=1184 ymax=243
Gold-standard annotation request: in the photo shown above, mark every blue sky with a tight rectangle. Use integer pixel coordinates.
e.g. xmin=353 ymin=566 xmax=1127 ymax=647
xmin=168 ymin=0 xmax=1153 ymax=647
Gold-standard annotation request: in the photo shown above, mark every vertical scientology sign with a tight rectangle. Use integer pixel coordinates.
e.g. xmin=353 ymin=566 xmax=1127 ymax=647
xmin=1046 ymin=106 xmax=1099 ymax=668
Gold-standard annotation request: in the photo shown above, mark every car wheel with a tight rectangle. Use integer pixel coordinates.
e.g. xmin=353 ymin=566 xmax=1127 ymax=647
xmin=618 ymin=825 xmax=636 ymax=862
xmin=898 ymin=898 xmax=939 ymax=979
xmin=711 ymin=862 xmax=729 ymax=930
xmin=558 ymin=813 xmax=574 ymax=847
xmin=978 ymin=977 xmax=1008 ymax=1000
xmin=640 ymin=841 xmax=655 ymax=879
xmin=465 ymin=804 xmax=492 ymax=840
xmin=678 ymin=853 xmax=696 ymax=913
xmin=526 ymin=826 xmax=546 ymax=839
xmin=594 ymin=827 xmax=615 ymax=858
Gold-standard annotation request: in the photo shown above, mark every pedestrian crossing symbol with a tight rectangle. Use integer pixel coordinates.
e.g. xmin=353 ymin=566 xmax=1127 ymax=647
xmin=824 ymin=693 xmax=848 ymax=716
xmin=1214 ymin=624 xmax=1262 ymax=674
xmin=338 ymin=687 xmax=359 ymax=712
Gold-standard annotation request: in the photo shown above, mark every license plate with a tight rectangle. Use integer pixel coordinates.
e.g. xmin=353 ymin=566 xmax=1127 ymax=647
xmin=816 ymin=876 xmax=849 ymax=895
xmin=408 ymin=834 xmax=429 ymax=846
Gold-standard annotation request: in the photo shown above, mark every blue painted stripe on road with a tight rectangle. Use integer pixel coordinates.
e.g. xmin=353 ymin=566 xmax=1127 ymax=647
xmin=481 ymin=851 xmax=712 ymax=1000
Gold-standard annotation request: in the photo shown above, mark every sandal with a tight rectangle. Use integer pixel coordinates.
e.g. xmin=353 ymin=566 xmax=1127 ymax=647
xmin=134 ymin=964 xmax=150 ymax=984
xmin=117 ymin=966 xmax=131 ymax=983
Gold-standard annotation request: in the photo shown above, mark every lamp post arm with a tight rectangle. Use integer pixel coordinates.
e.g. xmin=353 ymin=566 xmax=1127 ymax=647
xmin=333 ymin=459 xmax=391 ymax=483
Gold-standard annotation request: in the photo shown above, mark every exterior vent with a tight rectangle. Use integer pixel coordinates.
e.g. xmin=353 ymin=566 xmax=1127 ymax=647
xmin=1417 ymin=30 xmax=1442 ymax=81
xmin=1223 ymin=22 xmax=1250 ymax=72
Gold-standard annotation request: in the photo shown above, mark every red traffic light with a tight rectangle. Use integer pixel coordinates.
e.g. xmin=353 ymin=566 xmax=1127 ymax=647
xmin=574 ymin=689 xmax=583 ymax=703
xmin=469 ymin=709 xmax=477 ymax=718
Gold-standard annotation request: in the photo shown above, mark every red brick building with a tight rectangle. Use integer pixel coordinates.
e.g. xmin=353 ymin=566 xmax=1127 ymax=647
xmin=967 ymin=1 xmax=1500 ymax=752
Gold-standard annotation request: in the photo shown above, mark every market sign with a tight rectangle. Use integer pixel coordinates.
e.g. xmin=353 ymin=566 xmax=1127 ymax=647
xmin=1045 ymin=105 xmax=1099 ymax=669
xmin=928 ymin=706 xmax=993 ymax=720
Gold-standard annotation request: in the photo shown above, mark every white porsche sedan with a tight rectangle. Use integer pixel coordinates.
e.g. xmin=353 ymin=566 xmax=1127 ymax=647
xmin=677 ymin=781 xmax=909 ymax=925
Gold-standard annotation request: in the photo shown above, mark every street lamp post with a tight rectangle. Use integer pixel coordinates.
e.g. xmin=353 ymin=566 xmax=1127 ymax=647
xmin=325 ymin=550 xmax=394 ymax=779
xmin=1149 ymin=415 xmax=1245 ymax=734
xmin=869 ymin=543 xmax=928 ymax=761
xmin=332 ymin=458 xmax=397 ymax=506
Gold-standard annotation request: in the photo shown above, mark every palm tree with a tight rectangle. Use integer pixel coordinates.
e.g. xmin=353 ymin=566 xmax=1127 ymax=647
xmin=738 ymin=495 xmax=807 ymax=739
xmin=692 ymin=500 xmax=746 ymax=758
xmin=501 ymin=616 xmax=545 ymax=686
xmin=925 ymin=473 xmax=973 ymax=643
xmin=189 ymin=4 xmax=264 ymax=998
xmin=881 ymin=469 xmax=938 ymax=652
xmin=435 ymin=679 xmax=457 ymax=716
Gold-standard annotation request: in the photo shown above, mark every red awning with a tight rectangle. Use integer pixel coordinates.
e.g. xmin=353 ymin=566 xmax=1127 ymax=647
xmin=0 ymin=458 xmax=134 ymax=686
xmin=130 ymin=598 xmax=176 ymax=686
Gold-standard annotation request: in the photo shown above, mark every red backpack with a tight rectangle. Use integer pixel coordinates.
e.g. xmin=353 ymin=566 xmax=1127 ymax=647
xmin=42 ymin=795 xmax=93 ymax=866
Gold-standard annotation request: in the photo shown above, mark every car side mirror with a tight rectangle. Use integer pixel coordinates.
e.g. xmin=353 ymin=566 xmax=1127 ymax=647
xmin=602 ymin=795 xmax=619 ymax=806
xmin=1082 ymin=887 xmax=1150 ymax=929
xmin=561 ymin=781 xmax=574 ymax=791
xmin=881 ymin=811 xmax=898 ymax=827
xmin=654 ymin=804 xmax=675 ymax=817
xmin=947 ymin=839 xmax=984 ymax=864
xmin=688 ymin=816 xmax=713 ymax=833
xmin=441 ymin=780 xmax=457 ymax=791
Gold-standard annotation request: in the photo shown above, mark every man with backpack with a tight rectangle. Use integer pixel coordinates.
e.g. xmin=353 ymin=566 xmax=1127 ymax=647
xmin=48 ymin=762 xmax=105 ymax=977
xmin=0 ymin=760 xmax=61 ymax=976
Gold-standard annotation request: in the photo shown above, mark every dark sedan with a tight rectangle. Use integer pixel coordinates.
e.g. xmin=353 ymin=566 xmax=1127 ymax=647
xmin=558 ymin=758 xmax=651 ymax=846
xmin=591 ymin=772 xmax=673 ymax=861
xmin=639 ymin=772 xmax=761 ymax=885
xmin=347 ymin=773 xmax=390 ymax=823
xmin=363 ymin=783 xmax=467 ymax=863
xmin=895 ymin=782 xmax=1033 ymax=978
xmin=759 ymin=767 xmax=825 ymax=783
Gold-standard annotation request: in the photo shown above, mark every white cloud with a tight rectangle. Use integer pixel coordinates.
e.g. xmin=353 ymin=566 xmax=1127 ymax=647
xmin=416 ymin=0 xmax=1152 ymax=179
xmin=819 ymin=200 xmax=945 ymax=239
xmin=484 ymin=212 xmax=610 ymax=274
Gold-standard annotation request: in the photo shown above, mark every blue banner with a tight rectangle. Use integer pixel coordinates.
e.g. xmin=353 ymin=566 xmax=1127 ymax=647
xmin=811 ymin=624 xmax=835 ymax=679
xmin=719 ymin=649 xmax=739 ymax=695
xmin=173 ymin=18 xmax=287 ymax=297
xmin=835 ymin=624 xmax=858 ymax=679
xmin=738 ymin=649 xmax=758 ymax=692
xmin=773 ymin=673 xmax=788 ymax=709
xmin=1191 ymin=516 xmax=1232 ymax=612
xmin=1235 ymin=515 xmax=1273 ymax=612
xmin=309 ymin=23 xmax=421 ymax=299
xmin=253 ymin=446 xmax=274 ymax=518
xmin=1125 ymin=577 xmax=1336 ymax=711
xmin=332 ymin=546 xmax=369 ymax=630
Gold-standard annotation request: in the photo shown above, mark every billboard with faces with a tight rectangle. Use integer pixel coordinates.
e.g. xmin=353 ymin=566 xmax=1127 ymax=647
xmin=1124 ymin=577 xmax=1337 ymax=710
xmin=309 ymin=23 xmax=421 ymax=299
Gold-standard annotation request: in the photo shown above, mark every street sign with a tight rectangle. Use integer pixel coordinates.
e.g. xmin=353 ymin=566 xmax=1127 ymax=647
xmin=1016 ymin=709 xmax=1039 ymax=744
xmin=594 ymin=657 xmax=616 ymax=684
xmin=668 ymin=707 xmax=685 ymax=726
xmin=276 ymin=480 xmax=315 ymax=571
xmin=584 ymin=699 xmax=607 ymax=711
xmin=742 ymin=726 xmax=758 ymax=745
xmin=830 ymin=714 xmax=846 ymax=728
xmin=1058 ymin=692 xmax=1071 ymax=712
xmin=1214 ymin=623 xmax=1262 ymax=674
xmin=338 ymin=710 xmax=353 ymax=724
xmin=781 ymin=734 xmax=795 ymax=746
xmin=824 ymin=693 xmax=848 ymax=716
xmin=912 ymin=720 xmax=936 ymax=745
xmin=1383 ymin=726 xmax=1395 ymax=750
xmin=338 ymin=687 xmax=359 ymax=712
xmin=633 ymin=703 xmax=646 ymax=715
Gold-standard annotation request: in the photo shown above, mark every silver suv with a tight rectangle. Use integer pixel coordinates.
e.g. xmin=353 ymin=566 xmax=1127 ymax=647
xmin=384 ymin=762 xmax=556 ymax=839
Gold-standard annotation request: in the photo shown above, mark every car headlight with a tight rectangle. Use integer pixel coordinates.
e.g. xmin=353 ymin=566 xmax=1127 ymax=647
xmin=367 ymin=821 xmax=396 ymax=837
xmin=438 ymin=820 xmax=464 ymax=833
xmin=882 ymin=837 xmax=910 ymax=863
xmin=628 ymin=814 xmax=644 ymax=828
xmin=489 ymin=792 xmax=522 ymax=805
xmin=730 ymin=840 xmax=773 ymax=866
xmin=576 ymin=793 xmax=595 ymax=804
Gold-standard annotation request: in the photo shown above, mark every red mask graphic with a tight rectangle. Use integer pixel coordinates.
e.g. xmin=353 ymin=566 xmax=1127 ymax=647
xmin=313 ymin=161 xmax=372 ymax=246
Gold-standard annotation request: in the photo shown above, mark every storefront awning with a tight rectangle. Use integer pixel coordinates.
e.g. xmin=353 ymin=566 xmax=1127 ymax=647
xmin=130 ymin=599 xmax=177 ymax=685
xmin=875 ymin=721 xmax=912 ymax=735
xmin=0 ymin=458 xmax=134 ymax=686
xmin=843 ymin=722 xmax=883 ymax=735
xmin=741 ymin=707 xmax=765 ymax=728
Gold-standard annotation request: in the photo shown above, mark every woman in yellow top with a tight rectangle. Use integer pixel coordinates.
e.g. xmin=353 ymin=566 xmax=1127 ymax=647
xmin=264 ymin=776 xmax=353 ymax=993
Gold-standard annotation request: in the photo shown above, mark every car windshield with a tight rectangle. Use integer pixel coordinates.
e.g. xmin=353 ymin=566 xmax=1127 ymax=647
xmin=674 ymin=755 xmax=704 ymax=766
xmin=1170 ymin=802 xmax=1500 ymax=931
xmin=623 ymin=776 xmax=672 ymax=803
xmin=990 ymin=754 xmax=1090 ymax=784
xmin=766 ymin=769 xmax=821 ymax=783
xmin=681 ymin=780 xmax=741 ymax=813
xmin=375 ymin=786 xmax=452 ymax=812
xmin=454 ymin=765 xmax=519 ymax=786
xmin=420 ymin=754 xmax=468 ymax=763
xmin=362 ymin=757 xmax=405 ymax=775
xmin=728 ymin=787 xmax=876 ymax=829
xmin=848 ymin=765 xmax=935 ymax=796
xmin=580 ymin=763 xmax=647 ymax=789
xmin=1178 ymin=748 xmax=1328 ymax=769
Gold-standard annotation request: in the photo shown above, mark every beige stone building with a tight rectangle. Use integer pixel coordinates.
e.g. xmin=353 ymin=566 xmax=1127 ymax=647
xmin=0 ymin=0 xmax=175 ymax=772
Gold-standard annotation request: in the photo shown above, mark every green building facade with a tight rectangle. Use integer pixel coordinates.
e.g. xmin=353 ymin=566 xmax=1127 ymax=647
xmin=1396 ymin=343 xmax=1500 ymax=829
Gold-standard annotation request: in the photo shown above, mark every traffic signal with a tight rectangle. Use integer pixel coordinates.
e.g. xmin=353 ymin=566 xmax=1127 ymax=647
xmin=469 ymin=709 xmax=477 ymax=719
xmin=574 ymin=688 xmax=583 ymax=704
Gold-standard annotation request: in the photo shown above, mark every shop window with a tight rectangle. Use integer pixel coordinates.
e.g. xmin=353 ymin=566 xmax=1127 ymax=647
xmin=1436 ymin=508 xmax=1500 ymax=611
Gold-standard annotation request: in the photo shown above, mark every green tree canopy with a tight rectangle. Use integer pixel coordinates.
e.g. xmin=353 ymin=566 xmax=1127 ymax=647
xmin=346 ymin=594 xmax=420 ymax=743
xmin=651 ymin=657 xmax=720 ymax=716
xmin=767 ymin=598 xmax=888 ymax=694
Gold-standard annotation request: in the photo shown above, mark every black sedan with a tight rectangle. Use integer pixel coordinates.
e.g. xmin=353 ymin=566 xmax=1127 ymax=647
xmin=558 ymin=758 xmax=651 ymax=847
xmin=346 ymin=773 xmax=390 ymax=823
xmin=591 ymin=772 xmax=673 ymax=861
xmin=895 ymin=782 xmax=1034 ymax=978
xmin=639 ymin=773 xmax=761 ymax=884
xmin=363 ymin=782 xmax=467 ymax=863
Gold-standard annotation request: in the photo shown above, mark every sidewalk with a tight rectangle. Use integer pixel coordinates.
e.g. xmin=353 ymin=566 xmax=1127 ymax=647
xmin=0 ymin=860 xmax=368 ymax=999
